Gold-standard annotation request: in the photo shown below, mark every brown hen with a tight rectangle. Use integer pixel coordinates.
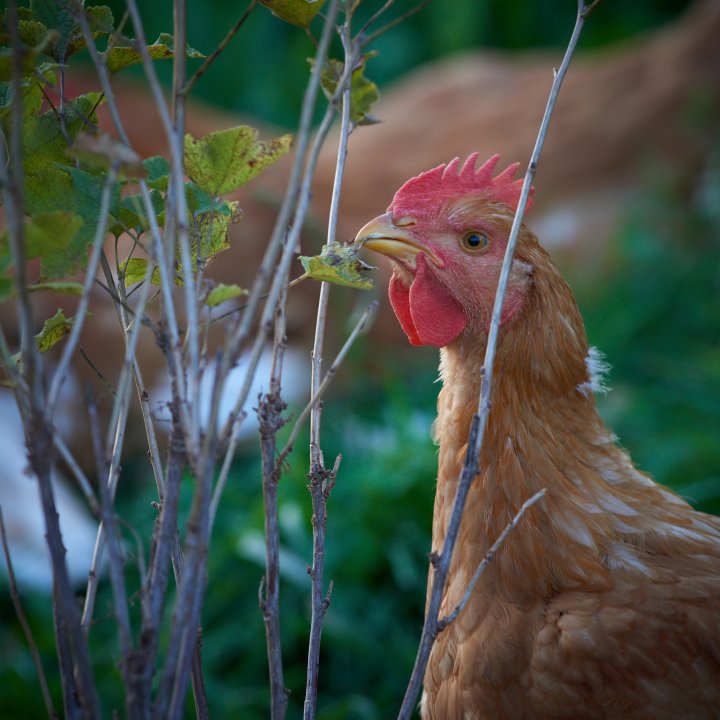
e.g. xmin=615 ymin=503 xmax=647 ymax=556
xmin=355 ymin=154 xmax=720 ymax=720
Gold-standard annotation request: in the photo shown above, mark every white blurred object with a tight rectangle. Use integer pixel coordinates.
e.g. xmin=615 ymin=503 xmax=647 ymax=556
xmin=0 ymin=389 xmax=98 ymax=591
xmin=152 ymin=345 xmax=310 ymax=439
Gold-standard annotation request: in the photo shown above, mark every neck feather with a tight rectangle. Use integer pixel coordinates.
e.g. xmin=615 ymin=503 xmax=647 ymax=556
xmin=433 ymin=262 xmax=630 ymax=602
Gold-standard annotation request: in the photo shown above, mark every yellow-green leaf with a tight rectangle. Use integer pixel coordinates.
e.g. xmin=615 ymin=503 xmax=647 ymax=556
xmin=36 ymin=308 xmax=73 ymax=352
xmin=184 ymin=126 xmax=292 ymax=196
xmin=259 ymin=0 xmax=325 ymax=27
xmin=119 ymin=257 xmax=160 ymax=286
xmin=191 ymin=200 xmax=243 ymax=265
xmin=103 ymin=32 xmax=204 ymax=74
xmin=205 ymin=283 xmax=248 ymax=308
xmin=315 ymin=54 xmax=379 ymax=125
xmin=299 ymin=242 xmax=374 ymax=290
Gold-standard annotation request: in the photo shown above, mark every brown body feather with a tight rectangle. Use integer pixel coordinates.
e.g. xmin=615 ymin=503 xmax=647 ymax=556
xmin=422 ymin=233 xmax=720 ymax=719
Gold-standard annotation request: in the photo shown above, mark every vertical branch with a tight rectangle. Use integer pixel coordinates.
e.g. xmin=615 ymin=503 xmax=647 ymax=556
xmin=86 ymin=393 xmax=137 ymax=717
xmin=258 ymin=294 xmax=290 ymax=720
xmin=1 ymin=4 xmax=100 ymax=718
xmin=396 ymin=3 xmax=598 ymax=718
xmin=303 ymin=9 xmax=356 ymax=719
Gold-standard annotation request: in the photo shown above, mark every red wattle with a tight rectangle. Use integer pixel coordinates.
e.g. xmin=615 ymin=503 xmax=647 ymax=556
xmin=388 ymin=257 xmax=466 ymax=348
xmin=389 ymin=273 xmax=422 ymax=345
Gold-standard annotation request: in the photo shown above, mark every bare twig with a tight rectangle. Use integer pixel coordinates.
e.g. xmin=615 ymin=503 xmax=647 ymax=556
xmin=303 ymin=452 xmax=340 ymax=720
xmin=182 ymin=0 xmax=258 ymax=96
xmin=437 ymin=489 xmax=546 ymax=630
xmin=46 ymin=166 xmax=119 ymax=417
xmin=360 ymin=0 xmax=435 ymax=47
xmin=303 ymin=13 xmax=356 ymax=717
xmin=0 ymin=507 xmax=58 ymax=720
xmin=397 ymin=3 xmax=595 ymax=718
xmin=86 ymin=393 xmax=136 ymax=716
xmin=279 ymin=300 xmax=378 ymax=461
xmin=258 ymin=303 xmax=291 ymax=719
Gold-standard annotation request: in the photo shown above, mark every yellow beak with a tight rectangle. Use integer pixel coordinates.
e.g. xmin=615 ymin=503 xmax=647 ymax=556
xmin=354 ymin=213 xmax=443 ymax=267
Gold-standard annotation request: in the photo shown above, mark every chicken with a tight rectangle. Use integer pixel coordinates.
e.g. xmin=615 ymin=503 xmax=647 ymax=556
xmin=355 ymin=154 xmax=720 ymax=720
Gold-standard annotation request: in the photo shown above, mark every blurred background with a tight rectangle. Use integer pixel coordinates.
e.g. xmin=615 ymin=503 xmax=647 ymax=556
xmin=1 ymin=0 xmax=719 ymax=718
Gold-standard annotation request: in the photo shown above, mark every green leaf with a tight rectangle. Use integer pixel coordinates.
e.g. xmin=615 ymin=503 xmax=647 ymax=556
xmin=21 ymin=92 xmax=104 ymax=181
xmin=259 ymin=0 xmax=326 ymax=27
xmin=35 ymin=308 xmax=73 ymax=352
xmin=299 ymin=242 xmax=374 ymax=290
xmin=28 ymin=281 xmax=84 ymax=295
xmin=316 ymin=54 xmax=380 ymax=125
xmin=0 ymin=63 xmax=56 ymax=123
xmin=191 ymin=200 xmax=243 ymax=265
xmin=109 ymin=189 xmax=164 ymax=235
xmin=23 ymin=165 xmax=118 ymax=277
xmin=184 ymin=125 xmax=292 ymax=196
xmin=143 ymin=155 xmax=170 ymax=191
xmin=0 ymin=211 xmax=85 ymax=280
xmin=119 ymin=257 xmax=160 ymax=286
xmin=205 ymin=283 xmax=248 ymax=308
xmin=30 ymin=0 xmax=77 ymax=60
xmin=28 ymin=2 xmax=114 ymax=61
xmin=103 ymin=32 xmax=204 ymax=74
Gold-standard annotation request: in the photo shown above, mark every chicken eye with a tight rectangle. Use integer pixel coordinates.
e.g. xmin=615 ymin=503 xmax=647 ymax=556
xmin=460 ymin=232 xmax=489 ymax=251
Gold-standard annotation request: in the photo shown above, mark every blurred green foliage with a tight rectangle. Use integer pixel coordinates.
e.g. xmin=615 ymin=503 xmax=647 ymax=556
xmin=97 ymin=0 xmax=694 ymax=128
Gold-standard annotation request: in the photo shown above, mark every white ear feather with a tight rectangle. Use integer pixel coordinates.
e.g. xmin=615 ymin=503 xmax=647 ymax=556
xmin=578 ymin=346 xmax=611 ymax=396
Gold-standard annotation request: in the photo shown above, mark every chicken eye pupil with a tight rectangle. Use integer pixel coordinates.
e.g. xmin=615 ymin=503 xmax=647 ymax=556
xmin=463 ymin=232 xmax=487 ymax=250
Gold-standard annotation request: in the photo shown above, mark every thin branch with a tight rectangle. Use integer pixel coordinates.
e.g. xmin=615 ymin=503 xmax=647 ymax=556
xmin=53 ymin=434 xmax=100 ymax=517
xmin=86 ymin=392 xmax=137 ymax=717
xmin=360 ymin=0 xmax=435 ymax=47
xmin=397 ymin=3 xmax=595 ymax=718
xmin=258 ymin=307 xmax=290 ymax=719
xmin=46 ymin=166 xmax=119 ymax=417
xmin=279 ymin=300 xmax=378 ymax=461
xmin=437 ymin=489 xmax=546 ymax=630
xmin=0 ymin=507 xmax=58 ymax=720
xmin=303 ymin=13 xmax=356 ymax=717
xmin=182 ymin=0 xmax=257 ymax=96
xmin=303 ymin=453 xmax=340 ymax=720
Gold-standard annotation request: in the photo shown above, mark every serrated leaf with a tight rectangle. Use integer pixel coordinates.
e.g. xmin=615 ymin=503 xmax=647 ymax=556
xmin=184 ymin=126 xmax=292 ymax=196
xmin=315 ymin=54 xmax=379 ymax=125
xmin=299 ymin=242 xmax=374 ymax=290
xmin=28 ymin=281 xmax=84 ymax=295
xmin=103 ymin=32 xmax=204 ymax=74
xmin=259 ymin=0 xmax=325 ymax=27
xmin=191 ymin=200 xmax=243 ymax=265
xmin=35 ymin=308 xmax=73 ymax=352
xmin=205 ymin=283 xmax=248 ymax=307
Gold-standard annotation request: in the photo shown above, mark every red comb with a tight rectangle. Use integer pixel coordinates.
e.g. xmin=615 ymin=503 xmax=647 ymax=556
xmin=389 ymin=153 xmax=533 ymax=220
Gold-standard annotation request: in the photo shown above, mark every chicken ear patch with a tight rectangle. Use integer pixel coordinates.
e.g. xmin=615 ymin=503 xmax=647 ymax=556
xmin=388 ymin=257 xmax=466 ymax=348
